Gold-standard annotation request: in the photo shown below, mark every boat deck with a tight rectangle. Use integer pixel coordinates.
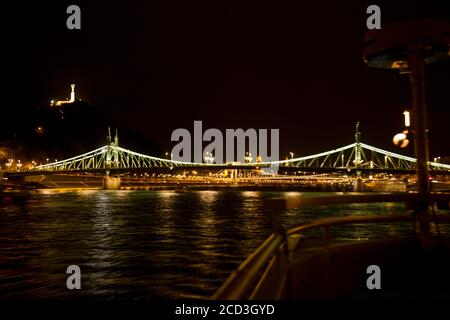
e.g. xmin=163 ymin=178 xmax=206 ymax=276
xmin=289 ymin=237 xmax=450 ymax=299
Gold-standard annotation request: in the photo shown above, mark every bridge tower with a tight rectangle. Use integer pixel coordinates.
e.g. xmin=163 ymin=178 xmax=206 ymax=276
xmin=105 ymin=127 xmax=120 ymax=169
xmin=103 ymin=127 xmax=121 ymax=190
xmin=354 ymin=122 xmax=362 ymax=166
xmin=113 ymin=128 xmax=119 ymax=166
xmin=106 ymin=127 xmax=113 ymax=170
xmin=107 ymin=126 xmax=112 ymax=145
xmin=353 ymin=122 xmax=363 ymax=191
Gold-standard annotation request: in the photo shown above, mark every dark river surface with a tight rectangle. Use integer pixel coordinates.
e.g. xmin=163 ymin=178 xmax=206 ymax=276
xmin=1 ymin=189 xmax=449 ymax=300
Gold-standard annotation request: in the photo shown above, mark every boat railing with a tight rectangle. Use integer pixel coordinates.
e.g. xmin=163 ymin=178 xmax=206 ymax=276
xmin=212 ymin=192 xmax=450 ymax=300
xmin=212 ymin=233 xmax=286 ymax=300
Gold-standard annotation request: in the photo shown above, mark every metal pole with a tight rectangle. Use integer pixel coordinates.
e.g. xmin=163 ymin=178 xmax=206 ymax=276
xmin=409 ymin=49 xmax=430 ymax=195
xmin=408 ymin=47 xmax=430 ymax=247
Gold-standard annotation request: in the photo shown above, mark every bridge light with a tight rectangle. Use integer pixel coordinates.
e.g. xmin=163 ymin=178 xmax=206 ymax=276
xmin=393 ymin=131 xmax=409 ymax=148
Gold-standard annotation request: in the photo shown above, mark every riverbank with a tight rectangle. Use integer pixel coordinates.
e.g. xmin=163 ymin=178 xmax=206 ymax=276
xmin=2 ymin=173 xmax=449 ymax=193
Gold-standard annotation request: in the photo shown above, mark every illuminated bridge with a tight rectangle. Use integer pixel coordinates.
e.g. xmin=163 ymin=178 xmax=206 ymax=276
xmin=275 ymin=142 xmax=450 ymax=175
xmin=8 ymin=128 xmax=450 ymax=177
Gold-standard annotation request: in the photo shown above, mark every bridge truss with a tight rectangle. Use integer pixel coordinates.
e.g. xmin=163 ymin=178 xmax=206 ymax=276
xmin=27 ymin=142 xmax=450 ymax=174
xmin=30 ymin=145 xmax=265 ymax=172
xmin=274 ymin=142 xmax=450 ymax=172
xmin=26 ymin=127 xmax=450 ymax=174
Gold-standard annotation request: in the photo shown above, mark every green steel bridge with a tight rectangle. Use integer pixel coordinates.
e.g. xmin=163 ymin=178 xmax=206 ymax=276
xmin=6 ymin=128 xmax=450 ymax=176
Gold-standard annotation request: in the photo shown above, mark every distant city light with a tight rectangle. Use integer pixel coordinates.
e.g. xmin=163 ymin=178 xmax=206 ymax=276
xmin=35 ymin=126 xmax=44 ymax=134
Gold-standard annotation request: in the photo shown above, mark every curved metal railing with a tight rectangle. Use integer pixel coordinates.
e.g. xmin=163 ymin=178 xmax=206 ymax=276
xmin=212 ymin=192 xmax=450 ymax=300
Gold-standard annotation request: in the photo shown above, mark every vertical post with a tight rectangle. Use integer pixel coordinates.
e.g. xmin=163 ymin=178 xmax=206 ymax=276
xmin=409 ymin=48 xmax=430 ymax=248
xmin=409 ymin=50 xmax=430 ymax=195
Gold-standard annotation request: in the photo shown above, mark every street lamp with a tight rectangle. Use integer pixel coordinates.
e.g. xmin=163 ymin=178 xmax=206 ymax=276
xmin=393 ymin=132 xmax=409 ymax=148
xmin=393 ymin=109 xmax=411 ymax=148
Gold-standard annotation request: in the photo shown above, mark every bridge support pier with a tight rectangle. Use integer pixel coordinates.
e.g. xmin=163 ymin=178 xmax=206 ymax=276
xmin=353 ymin=177 xmax=364 ymax=192
xmin=353 ymin=169 xmax=363 ymax=192
xmin=103 ymin=176 xmax=121 ymax=190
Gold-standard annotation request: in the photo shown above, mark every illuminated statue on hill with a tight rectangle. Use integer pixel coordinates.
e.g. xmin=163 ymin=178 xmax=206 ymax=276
xmin=50 ymin=84 xmax=76 ymax=107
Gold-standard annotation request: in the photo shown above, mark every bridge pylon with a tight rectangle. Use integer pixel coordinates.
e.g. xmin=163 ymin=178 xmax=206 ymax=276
xmin=353 ymin=122 xmax=363 ymax=167
xmin=105 ymin=127 xmax=120 ymax=172
xmin=104 ymin=127 xmax=121 ymax=189
xmin=353 ymin=122 xmax=363 ymax=191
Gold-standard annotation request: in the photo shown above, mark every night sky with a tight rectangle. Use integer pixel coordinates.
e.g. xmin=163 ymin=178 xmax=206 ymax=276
xmin=3 ymin=1 xmax=450 ymax=159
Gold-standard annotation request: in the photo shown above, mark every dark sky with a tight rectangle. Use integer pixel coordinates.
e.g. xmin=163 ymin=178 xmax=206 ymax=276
xmin=3 ymin=1 xmax=450 ymax=159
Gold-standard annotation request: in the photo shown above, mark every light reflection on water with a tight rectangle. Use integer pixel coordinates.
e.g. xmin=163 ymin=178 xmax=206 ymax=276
xmin=0 ymin=189 xmax=448 ymax=299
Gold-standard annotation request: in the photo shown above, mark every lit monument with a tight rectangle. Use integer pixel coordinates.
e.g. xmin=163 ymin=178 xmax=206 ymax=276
xmin=50 ymin=84 xmax=77 ymax=107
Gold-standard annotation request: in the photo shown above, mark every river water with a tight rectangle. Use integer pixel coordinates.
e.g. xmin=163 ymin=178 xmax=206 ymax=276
xmin=1 ymin=189 xmax=448 ymax=299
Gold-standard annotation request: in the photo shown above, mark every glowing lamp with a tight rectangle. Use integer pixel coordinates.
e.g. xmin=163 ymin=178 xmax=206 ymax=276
xmin=393 ymin=132 xmax=409 ymax=148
